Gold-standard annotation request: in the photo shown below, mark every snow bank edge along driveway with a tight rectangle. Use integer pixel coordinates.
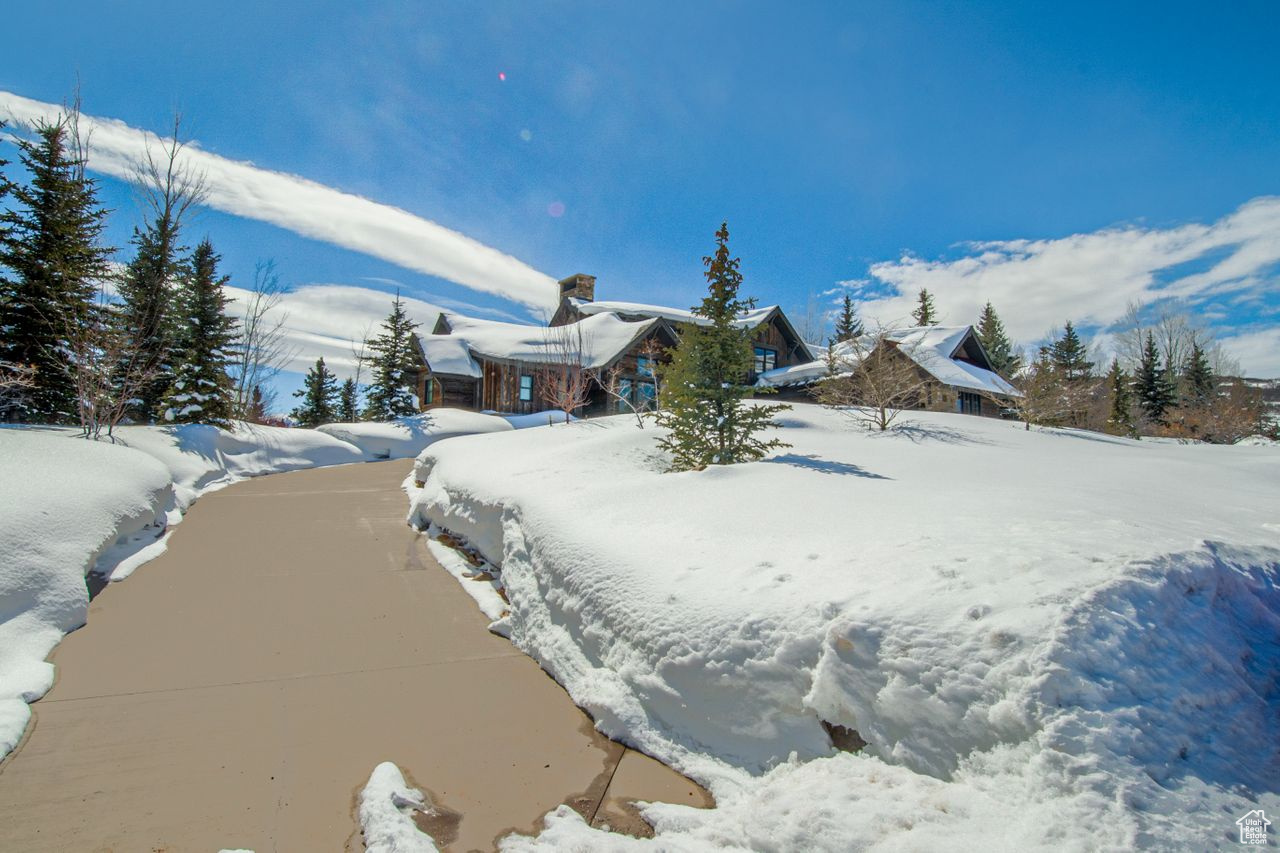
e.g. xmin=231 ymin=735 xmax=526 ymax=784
xmin=407 ymin=408 xmax=1280 ymax=850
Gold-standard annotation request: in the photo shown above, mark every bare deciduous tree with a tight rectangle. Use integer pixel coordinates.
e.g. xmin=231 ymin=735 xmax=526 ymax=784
xmin=230 ymin=259 xmax=295 ymax=418
xmin=535 ymin=322 xmax=591 ymax=423
xmin=585 ymin=336 xmax=665 ymax=429
xmin=131 ymin=113 xmax=208 ymax=241
xmin=1115 ymin=301 xmax=1241 ymax=379
xmin=0 ymin=362 xmax=36 ymax=413
xmin=66 ymin=289 xmax=161 ymax=439
xmin=983 ymin=354 xmax=1091 ymax=431
xmin=814 ymin=327 xmax=934 ymax=431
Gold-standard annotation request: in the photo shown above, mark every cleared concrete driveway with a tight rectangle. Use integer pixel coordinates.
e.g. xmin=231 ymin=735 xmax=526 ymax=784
xmin=0 ymin=460 xmax=707 ymax=851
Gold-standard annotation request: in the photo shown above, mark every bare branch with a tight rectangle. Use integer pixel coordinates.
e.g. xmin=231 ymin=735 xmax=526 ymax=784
xmin=535 ymin=323 xmax=592 ymax=423
xmin=814 ymin=325 xmax=935 ymax=431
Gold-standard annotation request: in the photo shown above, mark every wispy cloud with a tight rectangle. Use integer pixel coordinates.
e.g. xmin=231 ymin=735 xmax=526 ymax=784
xmin=0 ymin=91 xmax=560 ymax=312
xmin=848 ymin=197 xmax=1280 ymax=369
xmin=222 ymin=283 xmax=444 ymax=379
xmin=1217 ymin=326 xmax=1280 ymax=377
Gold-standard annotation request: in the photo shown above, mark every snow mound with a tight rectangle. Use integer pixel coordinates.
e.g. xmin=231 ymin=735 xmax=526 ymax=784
xmin=358 ymin=762 xmax=439 ymax=853
xmin=408 ymin=407 xmax=1280 ymax=849
xmin=1236 ymin=434 xmax=1279 ymax=447
xmin=317 ymin=411 xmax=515 ymax=460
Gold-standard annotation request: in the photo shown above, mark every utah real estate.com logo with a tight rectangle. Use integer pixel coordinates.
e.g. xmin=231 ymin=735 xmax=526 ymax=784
xmin=1236 ymin=809 xmax=1271 ymax=846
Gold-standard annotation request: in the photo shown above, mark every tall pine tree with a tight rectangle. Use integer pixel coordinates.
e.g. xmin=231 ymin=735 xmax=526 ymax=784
xmin=1104 ymin=358 xmax=1137 ymax=438
xmin=1134 ymin=331 xmax=1176 ymax=425
xmin=337 ymin=377 xmax=359 ymax=422
xmin=363 ymin=293 xmax=421 ymax=420
xmin=976 ymin=301 xmax=1021 ymax=377
xmin=911 ymin=288 xmax=937 ymax=326
xmin=1048 ymin=321 xmax=1093 ymax=381
xmin=292 ymin=357 xmax=339 ymax=427
xmin=656 ymin=222 xmax=790 ymax=471
xmin=160 ymin=240 xmax=239 ymax=427
xmin=832 ymin=293 xmax=863 ymax=342
xmin=0 ymin=118 xmax=112 ymax=423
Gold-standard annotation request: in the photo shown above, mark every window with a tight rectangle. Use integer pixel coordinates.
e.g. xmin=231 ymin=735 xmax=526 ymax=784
xmin=423 ymin=378 xmax=434 ymax=404
xmin=753 ymin=347 xmax=777 ymax=374
xmin=519 ymin=375 xmax=533 ymax=402
xmin=637 ymin=356 xmax=655 ymax=378
xmin=616 ymin=378 xmax=633 ymax=412
xmin=635 ymin=381 xmax=657 ymax=411
xmin=957 ymin=391 xmax=982 ymax=415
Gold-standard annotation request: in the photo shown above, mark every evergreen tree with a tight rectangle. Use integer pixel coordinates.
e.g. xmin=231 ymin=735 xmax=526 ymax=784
xmin=1134 ymin=331 xmax=1176 ymax=425
xmin=832 ymin=293 xmax=863 ymax=342
xmin=363 ymin=293 xmax=421 ymax=420
xmin=337 ymin=377 xmax=359 ymax=422
xmin=1182 ymin=341 xmax=1215 ymax=405
xmin=1104 ymin=358 xmax=1137 ymax=438
xmin=292 ymin=357 xmax=339 ymax=427
xmin=976 ymin=301 xmax=1021 ymax=377
xmin=656 ymin=222 xmax=790 ymax=470
xmin=246 ymin=385 xmax=267 ymax=424
xmin=1048 ymin=321 xmax=1093 ymax=381
xmin=911 ymin=288 xmax=937 ymax=326
xmin=159 ymin=240 xmax=239 ymax=427
xmin=0 ymin=118 xmax=112 ymax=423
xmin=115 ymin=208 xmax=183 ymax=419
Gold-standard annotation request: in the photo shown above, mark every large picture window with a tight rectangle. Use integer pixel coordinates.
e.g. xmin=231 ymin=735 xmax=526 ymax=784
xmin=519 ymin=375 xmax=533 ymax=402
xmin=753 ymin=346 xmax=777 ymax=373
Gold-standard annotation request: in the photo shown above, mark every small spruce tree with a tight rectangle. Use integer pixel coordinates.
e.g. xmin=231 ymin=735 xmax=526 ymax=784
xmin=911 ymin=288 xmax=937 ymax=326
xmin=337 ymin=377 xmax=359 ymax=422
xmin=976 ymin=301 xmax=1021 ymax=377
xmin=656 ymin=222 xmax=790 ymax=471
xmin=363 ymin=293 xmax=421 ymax=420
xmin=0 ymin=118 xmax=112 ymax=423
xmin=832 ymin=294 xmax=863 ymax=342
xmin=1104 ymin=358 xmax=1137 ymax=437
xmin=1182 ymin=341 xmax=1215 ymax=406
xmin=292 ymin=357 xmax=339 ymax=427
xmin=246 ymin=385 xmax=267 ymax=424
xmin=1134 ymin=331 xmax=1176 ymax=426
xmin=160 ymin=240 xmax=239 ymax=427
xmin=1048 ymin=321 xmax=1093 ymax=381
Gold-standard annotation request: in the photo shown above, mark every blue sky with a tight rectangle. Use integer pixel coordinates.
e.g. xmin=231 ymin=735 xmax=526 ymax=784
xmin=3 ymin=1 xmax=1279 ymax=399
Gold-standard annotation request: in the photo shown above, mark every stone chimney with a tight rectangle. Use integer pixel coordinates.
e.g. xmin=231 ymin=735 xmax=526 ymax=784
xmin=558 ymin=273 xmax=596 ymax=303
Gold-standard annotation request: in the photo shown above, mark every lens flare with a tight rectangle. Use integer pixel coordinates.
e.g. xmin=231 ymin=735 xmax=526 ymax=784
xmin=498 ymin=71 xmax=506 ymax=81
xmin=547 ymin=201 xmax=566 ymax=218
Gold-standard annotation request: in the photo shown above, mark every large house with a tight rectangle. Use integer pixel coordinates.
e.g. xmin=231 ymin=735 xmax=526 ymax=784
xmin=411 ymin=273 xmax=814 ymax=415
xmin=756 ymin=324 xmax=1020 ymax=416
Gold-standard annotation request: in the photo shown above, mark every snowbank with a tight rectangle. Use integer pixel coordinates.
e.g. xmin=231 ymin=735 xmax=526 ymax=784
xmin=408 ymin=408 xmax=1280 ymax=849
xmin=358 ymin=762 xmax=440 ymax=853
xmin=317 ymin=411 xmax=516 ymax=460
xmin=0 ymin=430 xmax=172 ymax=756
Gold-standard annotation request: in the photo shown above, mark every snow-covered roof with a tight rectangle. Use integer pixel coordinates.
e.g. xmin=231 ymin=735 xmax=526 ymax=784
xmin=569 ymin=297 xmax=777 ymax=330
xmin=886 ymin=326 xmax=1019 ymax=396
xmin=756 ymin=360 xmax=831 ymax=388
xmin=417 ymin=335 xmax=481 ymax=378
xmin=419 ymin=312 xmax=663 ymax=375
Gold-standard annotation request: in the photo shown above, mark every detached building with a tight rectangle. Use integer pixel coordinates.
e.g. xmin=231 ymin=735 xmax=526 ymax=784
xmin=756 ymin=325 xmax=1020 ymax=416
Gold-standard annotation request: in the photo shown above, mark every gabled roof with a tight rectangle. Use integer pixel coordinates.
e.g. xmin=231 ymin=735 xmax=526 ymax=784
xmin=755 ymin=325 xmax=1019 ymax=397
xmin=567 ymin=298 xmax=812 ymax=362
xmin=568 ymin=297 xmax=770 ymax=329
xmin=884 ymin=326 xmax=1018 ymax=396
xmin=418 ymin=312 xmax=671 ymax=376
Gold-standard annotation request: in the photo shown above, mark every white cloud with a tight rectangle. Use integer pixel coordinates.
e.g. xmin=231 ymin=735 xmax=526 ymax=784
xmin=852 ymin=197 xmax=1280 ymax=350
xmin=1218 ymin=326 xmax=1280 ymax=377
xmin=222 ymin=283 xmax=445 ymax=379
xmin=0 ymin=91 xmax=560 ymax=312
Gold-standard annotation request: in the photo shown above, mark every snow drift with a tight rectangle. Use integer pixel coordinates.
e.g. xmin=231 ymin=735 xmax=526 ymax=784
xmin=407 ymin=408 xmax=1280 ymax=849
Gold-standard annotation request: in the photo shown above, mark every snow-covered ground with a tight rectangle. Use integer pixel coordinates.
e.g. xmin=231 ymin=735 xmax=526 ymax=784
xmin=407 ymin=407 xmax=1280 ymax=850
xmin=0 ymin=411 xmax=551 ymax=760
